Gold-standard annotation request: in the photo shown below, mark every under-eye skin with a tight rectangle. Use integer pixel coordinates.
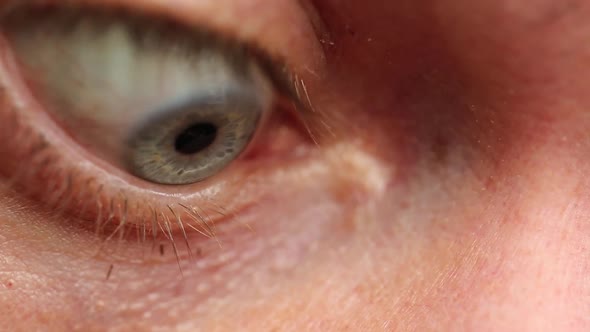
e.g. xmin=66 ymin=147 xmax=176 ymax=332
xmin=1 ymin=5 xmax=276 ymax=185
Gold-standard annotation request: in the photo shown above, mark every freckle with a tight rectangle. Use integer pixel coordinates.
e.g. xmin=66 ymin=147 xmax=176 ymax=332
xmin=195 ymin=247 xmax=202 ymax=256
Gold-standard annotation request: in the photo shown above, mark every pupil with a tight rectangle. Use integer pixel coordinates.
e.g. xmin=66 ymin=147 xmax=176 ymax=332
xmin=174 ymin=122 xmax=218 ymax=155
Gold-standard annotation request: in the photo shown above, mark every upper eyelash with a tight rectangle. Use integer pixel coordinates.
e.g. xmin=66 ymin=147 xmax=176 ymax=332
xmin=1 ymin=1 xmax=331 ymax=145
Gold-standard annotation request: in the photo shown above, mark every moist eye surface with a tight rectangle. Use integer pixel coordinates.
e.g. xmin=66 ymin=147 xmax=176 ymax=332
xmin=0 ymin=5 xmax=275 ymax=185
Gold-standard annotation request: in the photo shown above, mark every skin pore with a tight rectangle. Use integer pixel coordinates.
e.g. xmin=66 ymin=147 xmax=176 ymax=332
xmin=1 ymin=0 xmax=590 ymax=330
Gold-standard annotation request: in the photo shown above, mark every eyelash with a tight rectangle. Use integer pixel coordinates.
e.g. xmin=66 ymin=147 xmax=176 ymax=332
xmin=0 ymin=2 xmax=322 ymax=258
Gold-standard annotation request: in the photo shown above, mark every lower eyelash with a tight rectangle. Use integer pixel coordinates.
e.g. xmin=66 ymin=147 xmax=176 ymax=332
xmin=0 ymin=70 xmax=289 ymax=275
xmin=0 ymin=73 xmax=238 ymax=264
xmin=0 ymin=84 xmax=313 ymax=267
xmin=0 ymin=14 xmax=263 ymax=256
xmin=5 ymin=144 xmax=233 ymax=268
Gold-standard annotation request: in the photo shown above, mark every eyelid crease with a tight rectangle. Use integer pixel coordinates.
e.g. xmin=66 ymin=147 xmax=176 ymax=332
xmin=298 ymin=0 xmax=333 ymax=51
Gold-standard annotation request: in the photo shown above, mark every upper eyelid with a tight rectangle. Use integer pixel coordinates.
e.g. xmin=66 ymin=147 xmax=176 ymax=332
xmin=1 ymin=0 xmax=327 ymax=115
xmin=1 ymin=0 xmax=326 ymax=73
xmin=0 ymin=0 xmax=325 ymax=183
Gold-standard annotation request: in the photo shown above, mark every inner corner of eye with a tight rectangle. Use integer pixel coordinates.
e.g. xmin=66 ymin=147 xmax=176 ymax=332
xmin=0 ymin=5 xmax=290 ymax=186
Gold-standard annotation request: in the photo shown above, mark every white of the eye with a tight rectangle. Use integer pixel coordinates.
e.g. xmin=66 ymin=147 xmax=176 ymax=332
xmin=9 ymin=18 xmax=274 ymax=166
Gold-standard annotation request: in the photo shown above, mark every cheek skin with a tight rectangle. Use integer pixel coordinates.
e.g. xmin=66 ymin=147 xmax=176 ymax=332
xmin=201 ymin=0 xmax=590 ymax=330
xmin=0 ymin=141 xmax=389 ymax=330
xmin=335 ymin=2 xmax=590 ymax=331
xmin=2 ymin=0 xmax=590 ymax=331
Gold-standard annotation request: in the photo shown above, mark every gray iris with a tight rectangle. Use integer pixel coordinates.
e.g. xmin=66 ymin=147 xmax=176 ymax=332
xmin=127 ymin=86 xmax=263 ymax=185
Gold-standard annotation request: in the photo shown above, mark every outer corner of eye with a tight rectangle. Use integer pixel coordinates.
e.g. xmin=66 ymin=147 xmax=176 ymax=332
xmin=0 ymin=3 xmax=314 ymax=187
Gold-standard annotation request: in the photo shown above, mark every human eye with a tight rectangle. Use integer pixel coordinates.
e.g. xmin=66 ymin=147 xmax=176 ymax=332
xmin=0 ymin=0 xmax=334 ymax=263
xmin=0 ymin=1 xmax=397 ymax=329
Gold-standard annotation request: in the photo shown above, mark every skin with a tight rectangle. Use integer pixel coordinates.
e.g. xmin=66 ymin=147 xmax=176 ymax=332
xmin=1 ymin=0 xmax=590 ymax=330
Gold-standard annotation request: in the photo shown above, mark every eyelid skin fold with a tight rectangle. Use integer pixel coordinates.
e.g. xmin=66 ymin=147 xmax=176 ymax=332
xmin=1 ymin=0 xmax=326 ymax=81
